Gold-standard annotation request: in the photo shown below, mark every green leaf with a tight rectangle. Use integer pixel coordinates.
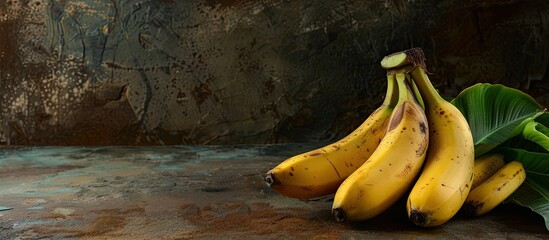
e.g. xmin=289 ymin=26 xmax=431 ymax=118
xmin=451 ymin=83 xmax=545 ymax=157
xmin=500 ymin=147 xmax=549 ymax=172
xmin=501 ymin=114 xmax=549 ymax=153
xmin=536 ymin=112 xmax=549 ymax=126
xmin=522 ymin=122 xmax=549 ymax=151
xmin=499 ymin=147 xmax=549 ymax=230
xmin=502 ymin=135 xmax=547 ymax=153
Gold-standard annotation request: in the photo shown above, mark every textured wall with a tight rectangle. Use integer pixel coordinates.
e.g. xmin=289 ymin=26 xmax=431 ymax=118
xmin=0 ymin=0 xmax=547 ymax=145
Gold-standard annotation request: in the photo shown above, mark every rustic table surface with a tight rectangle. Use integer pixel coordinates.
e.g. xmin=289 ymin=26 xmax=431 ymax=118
xmin=0 ymin=145 xmax=547 ymax=239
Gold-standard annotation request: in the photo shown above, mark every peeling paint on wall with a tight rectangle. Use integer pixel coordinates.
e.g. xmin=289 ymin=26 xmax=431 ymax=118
xmin=0 ymin=0 xmax=547 ymax=145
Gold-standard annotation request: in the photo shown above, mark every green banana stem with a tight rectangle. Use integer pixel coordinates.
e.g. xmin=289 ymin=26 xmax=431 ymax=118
xmin=395 ymin=73 xmax=410 ymax=104
xmin=410 ymin=67 xmax=446 ymax=106
xmin=380 ymin=48 xmax=427 ymax=70
xmin=408 ymin=74 xmax=425 ymax=110
xmin=383 ymin=74 xmax=399 ymax=107
xmin=522 ymin=121 xmax=549 ymax=151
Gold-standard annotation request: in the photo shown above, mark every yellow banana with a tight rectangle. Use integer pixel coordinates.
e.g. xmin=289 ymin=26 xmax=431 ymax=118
xmin=401 ymin=50 xmax=474 ymax=227
xmin=264 ymin=72 xmax=399 ymax=199
xmin=331 ymin=72 xmax=429 ymax=222
xmin=462 ymin=161 xmax=526 ymax=216
xmin=471 ymin=154 xmax=506 ymax=189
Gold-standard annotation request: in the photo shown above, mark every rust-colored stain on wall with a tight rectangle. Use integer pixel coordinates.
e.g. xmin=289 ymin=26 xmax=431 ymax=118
xmin=0 ymin=0 xmax=547 ymax=145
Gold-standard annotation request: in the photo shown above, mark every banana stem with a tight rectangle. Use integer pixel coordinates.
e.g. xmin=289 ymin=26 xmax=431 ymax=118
xmin=395 ymin=73 xmax=409 ymax=104
xmin=385 ymin=65 xmax=414 ymax=107
xmin=410 ymin=67 xmax=445 ymax=107
xmin=381 ymin=48 xmax=427 ymax=70
xmin=381 ymin=48 xmax=444 ymax=107
xmin=409 ymin=75 xmax=425 ymax=110
xmin=383 ymin=74 xmax=399 ymax=107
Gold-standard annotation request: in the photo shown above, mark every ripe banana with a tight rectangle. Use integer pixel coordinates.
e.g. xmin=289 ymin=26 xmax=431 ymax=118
xmin=400 ymin=50 xmax=475 ymax=227
xmin=462 ymin=161 xmax=526 ymax=217
xmin=471 ymin=154 xmax=505 ymax=189
xmin=264 ymin=72 xmax=399 ymax=199
xmin=331 ymin=72 xmax=429 ymax=222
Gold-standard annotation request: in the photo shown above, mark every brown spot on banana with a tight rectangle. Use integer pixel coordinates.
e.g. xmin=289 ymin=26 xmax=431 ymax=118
xmin=387 ymin=103 xmax=405 ymax=132
xmin=462 ymin=201 xmax=484 ymax=217
xmin=497 ymin=181 xmax=509 ymax=191
xmin=396 ymin=163 xmax=413 ymax=178
xmin=415 ymin=137 xmax=428 ymax=157
xmin=419 ymin=122 xmax=427 ymax=134
xmin=513 ymin=168 xmax=524 ymax=177
xmin=414 ymin=122 xmax=428 ymax=157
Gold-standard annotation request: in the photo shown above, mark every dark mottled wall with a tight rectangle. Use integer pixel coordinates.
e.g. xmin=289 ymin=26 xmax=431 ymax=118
xmin=0 ymin=0 xmax=547 ymax=145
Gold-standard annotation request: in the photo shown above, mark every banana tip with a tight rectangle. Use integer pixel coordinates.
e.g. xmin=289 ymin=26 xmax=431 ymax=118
xmin=264 ymin=172 xmax=276 ymax=187
xmin=409 ymin=211 xmax=427 ymax=226
xmin=332 ymin=208 xmax=346 ymax=222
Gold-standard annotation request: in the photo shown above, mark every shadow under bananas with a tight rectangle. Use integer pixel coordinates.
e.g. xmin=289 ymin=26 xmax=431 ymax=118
xmin=331 ymin=196 xmax=547 ymax=237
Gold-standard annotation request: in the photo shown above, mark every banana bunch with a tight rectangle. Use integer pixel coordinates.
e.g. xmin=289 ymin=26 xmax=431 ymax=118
xmin=381 ymin=49 xmax=475 ymax=227
xmin=264 ymin=48 xmax=524 ymax=227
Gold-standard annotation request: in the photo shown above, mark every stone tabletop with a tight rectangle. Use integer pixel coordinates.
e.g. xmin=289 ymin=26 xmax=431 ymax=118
xmin=0 ymin=145 xmax=547 ymax=239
